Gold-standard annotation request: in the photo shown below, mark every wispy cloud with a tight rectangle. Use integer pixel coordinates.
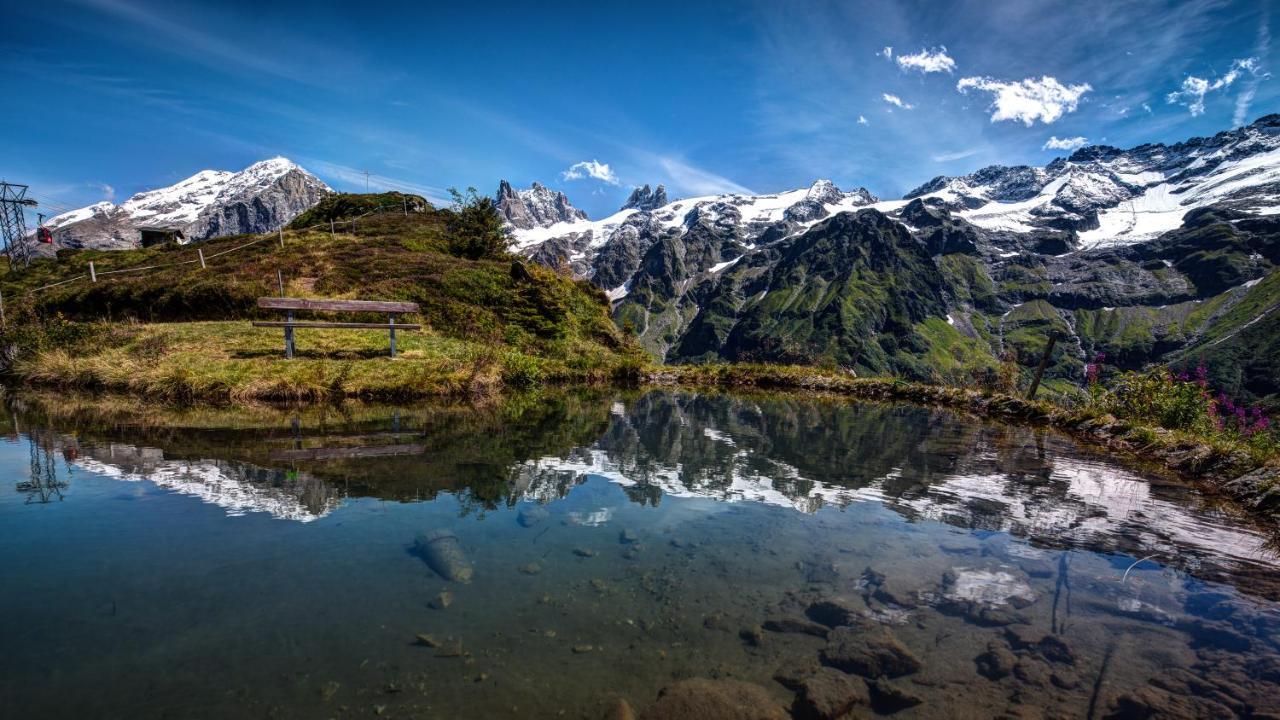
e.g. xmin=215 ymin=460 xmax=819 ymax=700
xmin=882 ymin=93 xmax=914 ymax=110
xmin=930 ymin=148 xmax=982 ymax=162
xmin=857 ymin=115 xmax=869 ymax=125
xmin=561 ymin=159 xmax=619 ymax=185
xmin=303 ymin=159 xmax=452 ymax=205
xmin=896 ymin=46 xmax=956 ymax=74
xmin=878 ymin=46 xmax=893 ymax=59
xmin=75 ymin=0 xmax=323 ymax=86
xmin=1167 ymin=57 xmax=1262 ymax=117
xmin=621 ymin=149 xmax=752 ymax=197
xmin=957 ymin=75 xmax=1092 ymax=125
xmin=1043 ymin=135 xmax=1089 ymax=151
xmin=1234 ymin=22 xmax=1271 ymax=126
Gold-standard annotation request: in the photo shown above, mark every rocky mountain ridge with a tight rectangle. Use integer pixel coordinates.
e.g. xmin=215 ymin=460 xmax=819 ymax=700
xmin=510 ymin=115 xmax=1280 ymax=406
xmin=495 ymin=180 xmax=587 ymax=230
xmin=42 ymin=158 xmax=331 ymax=251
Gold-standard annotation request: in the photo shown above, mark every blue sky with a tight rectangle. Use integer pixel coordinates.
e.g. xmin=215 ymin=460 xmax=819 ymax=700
xmin=3 ymin=0 xmax=1275 ymax=220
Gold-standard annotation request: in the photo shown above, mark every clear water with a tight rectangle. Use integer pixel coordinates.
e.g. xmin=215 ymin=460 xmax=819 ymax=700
xmin=2 ymin=390 xmax=1278 ymax=719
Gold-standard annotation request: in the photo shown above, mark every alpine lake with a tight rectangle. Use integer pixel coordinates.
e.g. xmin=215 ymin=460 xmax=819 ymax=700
xmin=2 ymin=389 xmax=1279 ymax=719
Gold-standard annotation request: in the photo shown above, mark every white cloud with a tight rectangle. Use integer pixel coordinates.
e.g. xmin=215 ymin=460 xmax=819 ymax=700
xmin=93 ymin=182 xmax=115 ymax=200
xmin=1043 ymin=135 xmax=1089 ymax=151
xmin=882 ymin=93 xmax=914 ymax=110
xmin=957 ymin=75 xmax=1092 ymax=125
xmin=561 ymin=159 xmax=619 ymax=185
xmin=896 ymin=46 xmax=956 ymax=74
xmin=878 ymin=46 xmax=892 ymax=59
xmin=1142 ymin=102 xmax=1152 ymax=114
xmin=1167 ymin=57 xmax=1263 ymax=117
xmin=857 ymin=115 xmax=869 ymax=125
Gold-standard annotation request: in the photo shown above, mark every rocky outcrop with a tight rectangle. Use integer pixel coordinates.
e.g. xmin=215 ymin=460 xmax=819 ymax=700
xmin=622 ymin=184 xmax=669 ymax=211
xmin=495 ymin=180 xmax=587 ymax=229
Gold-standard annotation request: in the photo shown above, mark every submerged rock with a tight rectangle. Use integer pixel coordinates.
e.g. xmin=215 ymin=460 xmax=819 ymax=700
xmin=821 ymin=626 xmax=922 ymax=678
xmin=762 ymin=617 xmax=830 ymax=638
xmin=640 ymin=678 xmax=789 ymax=720
xmin=975 ymin=641 xmax=1017 ymax=680
xmin=413 ymin=530 xmax=474 ymax=583
xmin=517 ymin=505 xmax=550 ymax=527
xmin=429 ymin=591 xmax=453 ymax=610
xmin=785 ymin=667 xmax=871 ymax=720
xmin=866 ymin=678 xmax=923 ymax=714
xmin=604 ymin=697 xmax=638 ymax=720
xmin=806 ymin=599 xmax=860 ymax=628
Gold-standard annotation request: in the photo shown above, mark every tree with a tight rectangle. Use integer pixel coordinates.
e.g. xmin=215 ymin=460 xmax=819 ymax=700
xmin=446 ymin=187 xmax=510 ymax=260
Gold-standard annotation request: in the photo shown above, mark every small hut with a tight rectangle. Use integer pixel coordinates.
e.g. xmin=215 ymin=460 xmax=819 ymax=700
xmin=139 ymin=226 xmax=185 ymax=248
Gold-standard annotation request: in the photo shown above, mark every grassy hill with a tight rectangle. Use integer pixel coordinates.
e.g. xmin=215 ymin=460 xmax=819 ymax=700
xmin=0 ymin=204 xmax=645 ymax=400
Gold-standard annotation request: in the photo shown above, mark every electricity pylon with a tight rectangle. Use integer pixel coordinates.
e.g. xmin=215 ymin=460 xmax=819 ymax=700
xmin=0 ymin=181 xmax=38 ymax=270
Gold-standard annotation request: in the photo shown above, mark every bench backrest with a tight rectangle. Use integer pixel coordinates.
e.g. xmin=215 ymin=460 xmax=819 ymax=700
xmin=258 ymin=297 xmax=419 ymax=314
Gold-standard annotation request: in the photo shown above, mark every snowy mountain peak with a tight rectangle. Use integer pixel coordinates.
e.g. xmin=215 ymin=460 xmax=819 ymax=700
xmin=621 ymin=184 xmax=669 ymax=212
xmin=42 ymin=158 xmax=330 ymax=250
xmin=495 ymin=180 xmax=588 ymax=230
xmin=906 ymin=113 xmax=1280 ymax=245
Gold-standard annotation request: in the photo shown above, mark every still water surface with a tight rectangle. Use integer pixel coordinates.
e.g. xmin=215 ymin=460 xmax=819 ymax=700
xmin=2 ymin=390 xmax=1279 ymax=718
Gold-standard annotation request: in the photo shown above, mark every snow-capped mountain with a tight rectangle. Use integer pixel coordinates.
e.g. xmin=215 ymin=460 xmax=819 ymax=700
xmin=621 ymin=183 xmax=669 ymax=211
xmin=512 ymin=178 xmax=879 ymax=284
xmin=43 ymin=157 xmax=330 ymax=250
xmin=906 ymin=114 xmax=1280 ymax=246
xmin=510 ymin=115 xmax=1280 ymax=407
xmin=495 ymin=179 xmax=587 ymax=230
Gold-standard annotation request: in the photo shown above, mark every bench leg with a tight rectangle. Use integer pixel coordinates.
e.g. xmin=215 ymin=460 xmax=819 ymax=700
xmin=389 ymin=314 xmax=397 ymax=358
xmin=285 ymin=311 xmax=295 ymax=359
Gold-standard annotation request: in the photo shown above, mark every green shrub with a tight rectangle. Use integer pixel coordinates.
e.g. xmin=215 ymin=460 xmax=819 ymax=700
xmin=1101 ymin=368 xmax=1215 ymax=432
xmin=445 ymin=187 xmax=510 ymax=260
xmin=500 ymin=351 xmax=544 ymax=389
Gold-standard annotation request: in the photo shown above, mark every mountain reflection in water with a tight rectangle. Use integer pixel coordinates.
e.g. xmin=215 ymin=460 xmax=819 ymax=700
xmin=9 ymin=390 xmax=1278 ymax=592
xmin=3 ymin=390 xmax=1279 ymax=719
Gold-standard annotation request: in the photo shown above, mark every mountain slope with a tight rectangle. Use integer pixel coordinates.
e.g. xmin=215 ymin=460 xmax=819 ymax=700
xmin=512 ymin=115 xmax=1280 ymax=406
xmin=42 ymin=158 xmax=330 ymax=251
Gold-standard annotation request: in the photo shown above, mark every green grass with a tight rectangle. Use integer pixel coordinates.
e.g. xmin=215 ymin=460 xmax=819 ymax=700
xmin=1 ymin=210 xmax=645 ymax=400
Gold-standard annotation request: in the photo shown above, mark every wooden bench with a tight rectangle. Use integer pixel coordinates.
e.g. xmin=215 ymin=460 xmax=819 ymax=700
xmin=253 ymin=297 xmax=420 ymax=358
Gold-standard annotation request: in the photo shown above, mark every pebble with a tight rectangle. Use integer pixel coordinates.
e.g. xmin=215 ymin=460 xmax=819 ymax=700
xmin=415 ymin=633 xmax=440 ymax=648
xmin=572 ymin=644 xmax=596 ymax=653
xmin=519 ymin=563 xmax=542 ymax=575
xmin=574 ymin=548 xmax=597 ymax=558
xmin=429 ymin=591 xmax=453 ymax=610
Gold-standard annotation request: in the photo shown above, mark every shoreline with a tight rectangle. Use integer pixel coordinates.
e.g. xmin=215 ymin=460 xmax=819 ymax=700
xmin=7 ymin=361 xmax=1278 ymax=524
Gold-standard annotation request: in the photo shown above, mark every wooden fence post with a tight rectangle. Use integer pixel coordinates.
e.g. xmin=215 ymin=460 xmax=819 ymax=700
xmin=330 ymin=219 xmax=335 ymax=238
xmin=403 ymin=197 xmax=408 ymax=216
xmin=278 ymin=228 xmax=285 ymax=249
xmin=1026 ymin=334 xmax=1057 ymax=400
xmin=197 ymin=248 xmax=206 ymax=269
xmin=89 ymin=261 xmax=97 ymax=283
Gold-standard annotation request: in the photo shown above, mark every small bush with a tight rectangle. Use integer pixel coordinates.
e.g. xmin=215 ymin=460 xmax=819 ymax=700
xmin=500 ymin=351 xmax=544 ymax=390
xmin=445 ymin=187 xmax=510 ymax=260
